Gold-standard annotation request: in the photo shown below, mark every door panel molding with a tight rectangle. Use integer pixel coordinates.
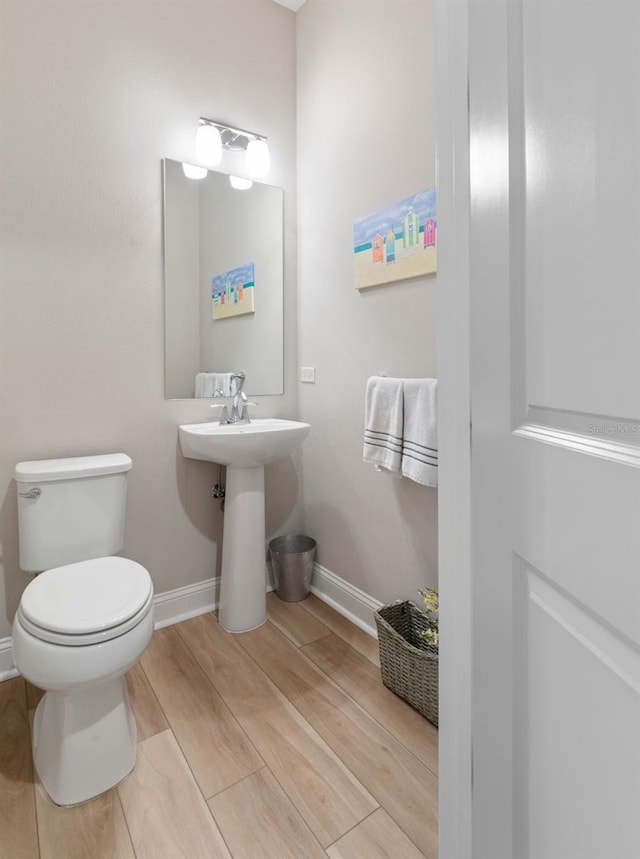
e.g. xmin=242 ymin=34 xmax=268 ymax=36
xmin=518 ymin=557 xmax=640 ymax=689
xmin=514 ymin=404 xmax=640 ymax=467
xmin=509 ymin=0 xmax=640 ymax=447
xmin=514 ymin=555 xmax=640 ymax=858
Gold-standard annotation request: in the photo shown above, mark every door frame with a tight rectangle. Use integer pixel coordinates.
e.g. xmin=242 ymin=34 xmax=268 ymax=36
xmin=436 ymin=0 xmax=473 ymax=856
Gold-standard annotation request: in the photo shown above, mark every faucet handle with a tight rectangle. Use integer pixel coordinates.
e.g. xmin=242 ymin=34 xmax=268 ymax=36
xmin=209 ymin=403 xmax=229 ymax=424
xmin=240 ymin=401 xmax=259 ymax=422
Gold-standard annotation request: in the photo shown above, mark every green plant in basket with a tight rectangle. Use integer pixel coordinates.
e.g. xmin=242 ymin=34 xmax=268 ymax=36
xmin=417 ymin=587 xmax=439 ymax=647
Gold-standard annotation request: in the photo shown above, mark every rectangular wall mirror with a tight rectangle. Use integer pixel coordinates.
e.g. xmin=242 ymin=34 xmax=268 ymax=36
xmin=163 ymin=158 xmax=284 ymax=399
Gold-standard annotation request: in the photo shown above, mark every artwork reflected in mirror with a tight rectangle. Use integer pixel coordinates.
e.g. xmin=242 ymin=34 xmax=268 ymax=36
xmin=163 ymin=158 xmax=284 ymax=399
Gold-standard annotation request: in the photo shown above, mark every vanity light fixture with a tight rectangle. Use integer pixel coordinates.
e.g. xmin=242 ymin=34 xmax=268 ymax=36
xmin=196 ymin=117 xmax=270 ymax=179
xmin=195 ymin=122 xmax=223 ymax=166
xmin=229 ymin=175 xmax=253 ymax=190
xmin=182 ymin=162 xmax=208 ymax=179
xmin=245 ymin=138 xmax=270 ymax=178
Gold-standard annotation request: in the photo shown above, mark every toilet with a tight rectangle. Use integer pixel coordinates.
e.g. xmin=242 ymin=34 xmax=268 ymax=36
xmin=11 ymin=453 xmax=154 ymax=806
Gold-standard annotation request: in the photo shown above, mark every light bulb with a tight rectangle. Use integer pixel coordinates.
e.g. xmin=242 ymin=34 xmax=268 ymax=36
xmin=195 ymin=123 xmax=222 ymax=166
xmin=182 ymin=162 xmax=208 ymax=179
xmin=245 ymin=138 xmax=270 ymax=178
xmin=229 ymin=175 xmax=253 ymax=190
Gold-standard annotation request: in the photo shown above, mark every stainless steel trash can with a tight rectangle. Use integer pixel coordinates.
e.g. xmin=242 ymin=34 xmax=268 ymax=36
xmin=269 ymin=535 xmax=316 ymax=602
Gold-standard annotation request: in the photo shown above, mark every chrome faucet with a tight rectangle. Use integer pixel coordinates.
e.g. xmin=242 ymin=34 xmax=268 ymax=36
xmin=210 ymin=372 xmax=258 ymax=425
xmin=230 ymin=389 xmax=250 ymax=424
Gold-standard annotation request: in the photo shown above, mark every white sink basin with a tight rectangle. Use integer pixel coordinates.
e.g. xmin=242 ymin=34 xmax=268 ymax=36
xmin=179 ymin=418 xmax=311 ymax=468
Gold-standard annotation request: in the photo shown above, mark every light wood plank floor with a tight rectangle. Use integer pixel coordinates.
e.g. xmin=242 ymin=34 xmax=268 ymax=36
xmin=0 ymin=593 xmax=438 ymax=859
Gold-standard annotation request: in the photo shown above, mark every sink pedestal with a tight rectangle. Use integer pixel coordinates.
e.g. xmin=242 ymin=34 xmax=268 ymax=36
xmin=218 ymin=465 xmax=267 ymax=633
xmin=178 ymin=418 xmax=311 ymax=633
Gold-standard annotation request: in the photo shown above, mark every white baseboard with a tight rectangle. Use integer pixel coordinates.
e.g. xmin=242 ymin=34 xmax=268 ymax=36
xmin=154 ymin=567 xmax=274 ymax=629
xmin=310 ymin=563 xmax=383 ymax=639
xmin=1 ymin=564 xmax=380 ymax=681
xmin=152 ymin=577 xmax=219 ymax=629
xmin=0 ymin=637 xmax=19 ymax=682
xmin=148 ymin=564 xmax=381 ymax=639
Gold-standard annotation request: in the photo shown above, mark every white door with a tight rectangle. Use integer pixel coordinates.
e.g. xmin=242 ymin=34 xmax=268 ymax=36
xmin=468 ymin=1 xmax=640 ymax=857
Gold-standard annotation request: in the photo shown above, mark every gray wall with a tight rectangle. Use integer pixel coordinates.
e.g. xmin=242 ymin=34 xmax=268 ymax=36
xmin=296 ymin=0 xmax=438 ymax=604
xmin=0 ymin=0 xmax=438 ymax=640
xmin=0 ymin=0 xmax=300 ymax=638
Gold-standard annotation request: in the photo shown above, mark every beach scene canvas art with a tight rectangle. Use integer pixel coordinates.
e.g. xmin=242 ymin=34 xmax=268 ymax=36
xmin=212 ymin=262 xmax=255 ymax=320
xmin=353 ymin=188 xmax=437 ymax=289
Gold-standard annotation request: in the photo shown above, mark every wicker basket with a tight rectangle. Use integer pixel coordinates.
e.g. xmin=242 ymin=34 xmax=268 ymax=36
xmin=374 ymin=601 xmax=439 ymax=726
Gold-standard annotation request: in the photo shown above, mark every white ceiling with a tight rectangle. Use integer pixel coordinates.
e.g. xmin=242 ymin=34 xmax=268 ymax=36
xmin=272 ymin=0 xmax=307 ymax=11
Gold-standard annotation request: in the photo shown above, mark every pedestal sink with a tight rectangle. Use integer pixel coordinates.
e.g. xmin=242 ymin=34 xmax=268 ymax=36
xmin=179 ymin=419 xmax=311 ymax=633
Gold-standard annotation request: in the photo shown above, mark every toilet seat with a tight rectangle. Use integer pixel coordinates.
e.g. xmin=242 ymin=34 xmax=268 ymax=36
xmin=18 ymin=557 xmax=153 ymax=647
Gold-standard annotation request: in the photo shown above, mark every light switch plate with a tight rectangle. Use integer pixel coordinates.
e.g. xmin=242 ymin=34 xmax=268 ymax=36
xmin=301 ymin=367 xmax=316 ymax=383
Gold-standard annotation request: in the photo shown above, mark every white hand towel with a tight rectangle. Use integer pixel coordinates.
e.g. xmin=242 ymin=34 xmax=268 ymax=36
xmin=401 ymin=378 xmax=438 ymax=487
xmin=213 ymin=372 xmax=234 ymax=396
xmin=363 ymin=377 xmax=404 ymax=476
xmin=195 ymin=372 xmax=233 ymax=398
xmin=195 ymin=372 xmax=214 ymax=397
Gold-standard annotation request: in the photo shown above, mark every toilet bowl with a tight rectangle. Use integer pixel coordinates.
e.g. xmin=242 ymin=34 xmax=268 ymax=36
xmin=13 ymin=556 xmax=153 ymax=806
xmin=11 ymin=454 xmax=154 ymax=806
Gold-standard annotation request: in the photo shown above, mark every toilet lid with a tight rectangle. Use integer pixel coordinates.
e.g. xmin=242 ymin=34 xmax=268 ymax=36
xmin=19 ymin=557 xmax=153 ymax=638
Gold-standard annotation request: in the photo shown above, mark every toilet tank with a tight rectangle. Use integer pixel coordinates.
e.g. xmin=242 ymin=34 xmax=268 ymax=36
xmin=15 ymin=454 xmax=133 ymax=573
